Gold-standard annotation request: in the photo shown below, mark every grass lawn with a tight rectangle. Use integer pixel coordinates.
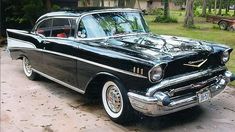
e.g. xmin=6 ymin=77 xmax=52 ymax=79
xmin=145 ymin=11 xmax=235 ymax=86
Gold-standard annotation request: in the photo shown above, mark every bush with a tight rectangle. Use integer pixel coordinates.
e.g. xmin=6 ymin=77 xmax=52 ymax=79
xmin=154 ymin=16 xmax=178 ymax=23
xmin=194 ymin=7 xmax=201 ymax=17
xmin=152 ymin=8 xmax=178 ymax=23
xmin=145 ymin=8 xmax=164 ymax=15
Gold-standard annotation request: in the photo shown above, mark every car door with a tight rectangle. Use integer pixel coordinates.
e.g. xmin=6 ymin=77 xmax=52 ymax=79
xmin=22 ymin=18 xmax=54 ymax=72
xmin=41 ymin=18 xmax=78 ymax=88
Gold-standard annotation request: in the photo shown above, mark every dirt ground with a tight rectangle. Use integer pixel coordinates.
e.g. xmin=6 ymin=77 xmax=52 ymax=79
xmin=1 ymin=47 xmax=235 ymax=132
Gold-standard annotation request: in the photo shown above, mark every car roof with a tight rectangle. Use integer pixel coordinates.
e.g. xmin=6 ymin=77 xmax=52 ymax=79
xmin=36 ymin=7 xmax=140 ymax=23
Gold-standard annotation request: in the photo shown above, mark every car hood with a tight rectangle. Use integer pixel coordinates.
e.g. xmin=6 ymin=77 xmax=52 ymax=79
xmin=104 ymin=34 xmax=214 ymax=63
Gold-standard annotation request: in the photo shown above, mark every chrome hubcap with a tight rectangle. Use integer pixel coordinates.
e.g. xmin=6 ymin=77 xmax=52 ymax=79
xmin=106 ymin=85 xmax=122 ymax=113
xmin=23 ymin=57 xmax=32 ymax=76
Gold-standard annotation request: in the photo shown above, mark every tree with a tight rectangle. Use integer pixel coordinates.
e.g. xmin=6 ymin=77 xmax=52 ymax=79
xmin=118 ymin=0 xmax=125 ymax=7
xmin=201 ymin=0 xmax=207 ymax=17
xmin=163 ymin=0 xmax=170 ymax=18
xmin=218 ymin=0 xmax=222 ymax=15
xmin=22 ymin=0 xmax=45 ymax=26
xmin=208 ymin=0 xmax=212 ymax=13
xmin=81 ymin=0 xmax=90 ymax=7
xmin=184 ymin=0 xmax=194 ymax=28
xmin=173 ymin=0 xmax=186 ymax=9
xmin=126 ymin=0 xmax=136 ymax=8
xmin=43 ymin=0 xmax=51 ymax=11
xmin=214 ymin=0 xmax=217 ymax=15
xmin=93 ymin=0 xmax=102 ymax=6
xmin=234 ymin=1 xmax=235 ymax=16
xmin=225 ymin=0 xmax=231 ymax=14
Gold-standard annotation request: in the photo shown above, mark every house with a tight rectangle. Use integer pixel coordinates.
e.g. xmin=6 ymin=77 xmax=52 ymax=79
xmin=77 ymin=0 xmax=181 ymax=10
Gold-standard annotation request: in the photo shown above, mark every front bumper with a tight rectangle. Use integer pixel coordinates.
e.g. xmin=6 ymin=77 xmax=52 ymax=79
xmin=128 ymin=70 xmax=233 ymax=116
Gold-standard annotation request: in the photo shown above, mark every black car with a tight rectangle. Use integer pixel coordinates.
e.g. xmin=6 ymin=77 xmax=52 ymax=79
xmin=6 ymin=8 xmax=234 ymax=124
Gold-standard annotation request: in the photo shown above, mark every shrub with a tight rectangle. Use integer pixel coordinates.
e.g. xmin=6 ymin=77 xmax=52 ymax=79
xmin=154 ymin=16 xmax=178 ymax=23
xmin=145 ymin=8 xmax=164 ymax=15
xmin=194 ymin=8 xmax=201 ymax=17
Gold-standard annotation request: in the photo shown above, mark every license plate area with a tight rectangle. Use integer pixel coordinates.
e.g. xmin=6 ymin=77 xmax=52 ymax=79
xmin=197 ymin=89 xmax=211 ymax=103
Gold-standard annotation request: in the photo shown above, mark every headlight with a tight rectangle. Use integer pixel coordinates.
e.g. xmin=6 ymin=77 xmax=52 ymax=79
xmin=221 ymin=50 xmax=230 ymax=63
xmin=149 ymin=65 xmax=164 ymax=82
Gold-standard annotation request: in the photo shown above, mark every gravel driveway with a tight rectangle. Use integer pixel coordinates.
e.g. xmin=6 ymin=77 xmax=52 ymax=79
xmin=1 ymin=47 xmax=235 ymax=132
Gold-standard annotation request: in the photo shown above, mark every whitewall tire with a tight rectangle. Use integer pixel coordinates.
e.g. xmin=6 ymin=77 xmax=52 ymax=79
xmin=102 ymin=80 xmax=134 ymax=124
xmin=22 ymin=56 xmax=37 ymax=80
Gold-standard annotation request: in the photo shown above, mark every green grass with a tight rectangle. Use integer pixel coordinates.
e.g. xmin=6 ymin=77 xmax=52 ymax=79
xmin=145 ymin=12 xmax=235 ymax=86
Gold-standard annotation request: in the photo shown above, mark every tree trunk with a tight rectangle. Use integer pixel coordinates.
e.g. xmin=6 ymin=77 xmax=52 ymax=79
xmin=118 ymin=0 xmax=125 ymax=7
xmin=218 ymin=0 xmax=222 ymax=15
xmin=137 ymin=0 xmax=141 ymax=9
xmin=184 ymin=0 xmax=194 ymax=28
xmin=0 ymin=0 xmax=3 ymax=37
xmin=234 ymin=1 xmax=235 ymax=16
xmin=214 ymin=0 xmax=217 ymax=15
xmin=93 ymin=0 xmax=100 ymax=6
xmin=234 ymin=8 xmax=235 ymax=16
xmin=226 ymin=0 xmax=230 ymax=14
xmin=163 ymin=0 xmax=170 ymax=18
xmin=45 ymin=0 xmax=51 ymax=11
xmin=202 ymin=0 xmax=207 ymax=17
xmin=208 ymin=0 xmax=212 ymax=13
xmin=101 ymin=0 xmax=104 ymax=7
xmin=126 ymin=0 xmax=136 ymax=8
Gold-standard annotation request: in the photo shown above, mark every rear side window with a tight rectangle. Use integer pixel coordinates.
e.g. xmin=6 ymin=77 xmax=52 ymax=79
xmin=51 ymin=18 xmax=76 ymax=38
xmin=36 ymin=19 xmax=52 ymax=37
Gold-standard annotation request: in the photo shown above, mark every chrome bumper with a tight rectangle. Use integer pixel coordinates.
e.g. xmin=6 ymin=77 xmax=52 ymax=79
xmin=128 ymin=70 xmax=233 ymax=116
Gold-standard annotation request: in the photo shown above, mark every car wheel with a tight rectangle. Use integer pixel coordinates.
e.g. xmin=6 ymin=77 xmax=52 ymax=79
xmin=102 ymin=80 xmax=134 ymax=124
xmin=228 ymin=26 xmax=235 ymax=32
xmin=22 ymin=56 xmax=37 ymax=80
xmin=219 ymin=21 xmax=228 ymax=30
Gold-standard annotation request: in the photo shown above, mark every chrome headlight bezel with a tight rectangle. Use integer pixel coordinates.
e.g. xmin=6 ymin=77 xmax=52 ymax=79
xmin=221 ymin=50 xmax=230 ymax=64
xmin=148 ymin=64 xmax=166 ymax=83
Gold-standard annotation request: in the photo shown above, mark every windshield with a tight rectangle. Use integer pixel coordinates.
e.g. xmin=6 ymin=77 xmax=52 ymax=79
xmin=77 ymin=12 xmax=149 ymax=38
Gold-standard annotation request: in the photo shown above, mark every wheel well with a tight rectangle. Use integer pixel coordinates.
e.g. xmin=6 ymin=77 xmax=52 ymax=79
xmin=218 ymin=20 xmax=227 ymax=25
xmin=85 ymin=72 xmax=121 ymax=98
xmin=18 ymin=56 xmax=23 ymax=60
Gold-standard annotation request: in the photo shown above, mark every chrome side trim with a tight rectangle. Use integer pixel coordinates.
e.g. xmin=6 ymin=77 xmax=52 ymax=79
xmin=35 ymin=49 xmax=147 ymax=79
xmin=146 ymin=66 xmax=226 ymax=96
xmin=32 ymin=69 xmax=85 ymax=94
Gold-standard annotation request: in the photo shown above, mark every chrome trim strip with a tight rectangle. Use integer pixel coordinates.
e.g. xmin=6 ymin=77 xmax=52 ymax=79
xmin=146 ymin=66 xmax=226 ymax=96
xmin=35 ymin=49 xmax=147 ymax=79
xmin=76 ymin=33 xmax=149 ymax=41
xmin=183 ymin=59 xmax=208 ymax=68
xmin=168 ymin=76 xmax=218 ymax=97
xmin=32 ymin=69 xmax=85 ymax=94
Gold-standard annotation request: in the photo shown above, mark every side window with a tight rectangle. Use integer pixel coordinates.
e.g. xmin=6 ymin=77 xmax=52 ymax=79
xmin=51 ymin=18 xmax=76 ymax=38
xmin=36 ymin=19 xmax=52 ymax=37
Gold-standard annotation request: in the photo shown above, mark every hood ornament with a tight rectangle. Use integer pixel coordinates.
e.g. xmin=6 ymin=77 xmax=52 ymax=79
xmin=183 ymin=59 xmax=207 ymax=68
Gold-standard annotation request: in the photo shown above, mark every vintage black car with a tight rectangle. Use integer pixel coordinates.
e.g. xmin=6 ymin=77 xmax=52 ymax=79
xmin=7 ymin=8 xmax=234 ymax=124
